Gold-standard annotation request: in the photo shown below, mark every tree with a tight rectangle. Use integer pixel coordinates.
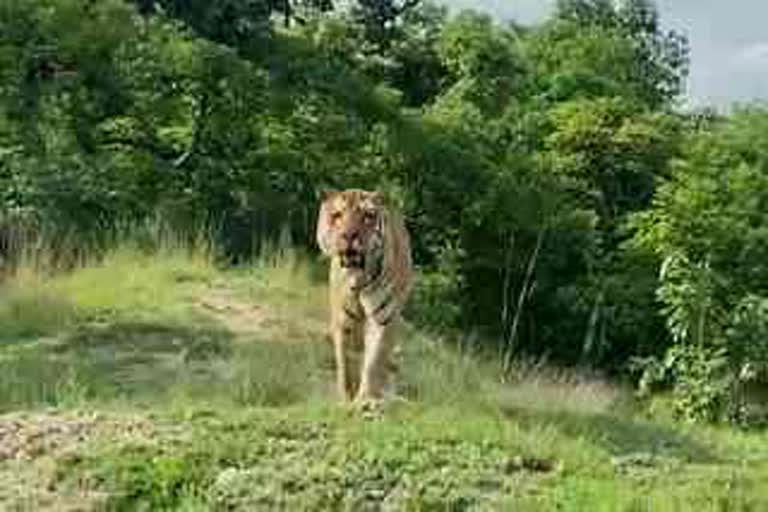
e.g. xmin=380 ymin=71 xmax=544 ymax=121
xmin=131 ymin=0 xmax=274 ymax=47
xmin=435 ymin=11 xmax=529 ymax=116
xmin=633 ymin=107 xmax=768 ymax=423
xmin=531 ymin=0 xmax=689 ymax=108
xmin=352 ymin=0 xmax=421 ymax=45
xmin=356 ymin=2 xmax=448 ymax=107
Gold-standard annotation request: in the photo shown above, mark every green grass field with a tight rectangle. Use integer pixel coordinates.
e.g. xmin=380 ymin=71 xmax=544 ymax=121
xmin=0 ymin=242 xmax=766 ymax=511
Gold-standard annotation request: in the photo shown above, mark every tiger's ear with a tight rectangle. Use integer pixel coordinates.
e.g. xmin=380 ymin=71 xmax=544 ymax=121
xmin=318 ymin=189 xmax=338 ymax=203
xmin=368 ymin=191 xmax=385 ymax=205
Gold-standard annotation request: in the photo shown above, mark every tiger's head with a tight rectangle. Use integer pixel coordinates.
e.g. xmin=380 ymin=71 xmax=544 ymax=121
xmin=316 ymin=189 xmax=385 ymax=274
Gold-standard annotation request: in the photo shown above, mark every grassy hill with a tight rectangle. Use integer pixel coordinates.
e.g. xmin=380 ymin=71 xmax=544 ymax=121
xmin=0 ymin=242 xmax=767 ymax=511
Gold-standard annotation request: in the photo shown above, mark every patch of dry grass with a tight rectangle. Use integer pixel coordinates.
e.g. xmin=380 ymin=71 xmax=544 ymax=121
xmin=497 ymin=359 xmax=625 ymax=415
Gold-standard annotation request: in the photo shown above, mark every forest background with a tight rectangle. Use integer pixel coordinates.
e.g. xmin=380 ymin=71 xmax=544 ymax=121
xmin=2 ymin=0 xmax=768 ymax=426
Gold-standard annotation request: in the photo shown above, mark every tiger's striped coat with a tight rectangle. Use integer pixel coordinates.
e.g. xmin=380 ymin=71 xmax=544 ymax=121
xmin=316 ymin=189 xmax=412 ymax=403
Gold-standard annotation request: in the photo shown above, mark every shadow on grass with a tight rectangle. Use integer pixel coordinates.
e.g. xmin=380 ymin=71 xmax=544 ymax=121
xmin=0 ymin=320 xmax=235 ymax=409
xmin=56 ymin=320 xmax=233 ymax=360
xmin=0 ymin=292 xmax=75 ymax=345
xmin=502 ymin=405 xmax=719 ymax=463
xmin=0 ymin=319 xmax=334 ymax=411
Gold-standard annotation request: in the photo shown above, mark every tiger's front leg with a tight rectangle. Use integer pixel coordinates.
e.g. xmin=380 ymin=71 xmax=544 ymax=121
xmin=331 ymin=294 xmax=365 ymax=402
xmin=355 ymin=320 xmax=395 ymax=403
xmin=332 ymin=324 xmax=363 ymax=401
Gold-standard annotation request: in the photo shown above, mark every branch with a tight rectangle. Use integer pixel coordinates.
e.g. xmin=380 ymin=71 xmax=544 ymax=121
xmin=392 ymin=0 xmax=420 ymax=16
xmin=502 ymin=228 xmax=545 ymax=377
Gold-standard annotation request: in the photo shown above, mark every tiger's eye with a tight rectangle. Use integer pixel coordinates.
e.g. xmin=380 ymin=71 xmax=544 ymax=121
xmin=364 ymin=210 xmax=376 ymax=222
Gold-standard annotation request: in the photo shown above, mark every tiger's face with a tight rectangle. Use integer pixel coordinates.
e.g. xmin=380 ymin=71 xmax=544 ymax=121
xmin=317 ymin=189 xmax=384 ymax=272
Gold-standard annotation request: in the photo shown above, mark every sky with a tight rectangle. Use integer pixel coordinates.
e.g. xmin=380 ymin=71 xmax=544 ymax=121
xmin=439 ymin=0 xmax=768 ymax=109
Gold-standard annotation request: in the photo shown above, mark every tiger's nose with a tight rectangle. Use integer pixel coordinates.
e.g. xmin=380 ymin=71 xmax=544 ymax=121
xmin=341 ymin=231 xmax=361 ymax=249
xmin=342 ymin=231 xmax=358 ymax=242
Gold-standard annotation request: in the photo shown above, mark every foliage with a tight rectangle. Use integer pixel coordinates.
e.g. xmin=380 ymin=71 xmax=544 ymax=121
xmin=633 ymin=108 xmax=768 ymax=424
xmin=547 ymin=0 xmax=689 ymax=106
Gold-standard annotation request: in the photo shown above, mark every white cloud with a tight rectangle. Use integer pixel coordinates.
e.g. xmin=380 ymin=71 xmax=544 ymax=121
xmin=736 ymin=42 xmax=768 ymax=64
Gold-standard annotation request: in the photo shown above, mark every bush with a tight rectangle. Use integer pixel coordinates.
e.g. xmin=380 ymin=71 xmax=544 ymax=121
xmin=633 ymin=108 xmax=768 ymax=425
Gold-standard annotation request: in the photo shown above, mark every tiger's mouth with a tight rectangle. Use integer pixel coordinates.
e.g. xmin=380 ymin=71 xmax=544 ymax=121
xmin=339 ymin=250 xmax=365 ymax=269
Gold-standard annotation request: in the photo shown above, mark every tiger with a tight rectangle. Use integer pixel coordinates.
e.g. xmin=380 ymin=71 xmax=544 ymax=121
xmin=316 ymin=188 xmax=413 ymax=405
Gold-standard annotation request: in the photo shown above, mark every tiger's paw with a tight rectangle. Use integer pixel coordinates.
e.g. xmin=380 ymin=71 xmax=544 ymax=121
xmin=353 ymin=394 xmax=385 ymax=420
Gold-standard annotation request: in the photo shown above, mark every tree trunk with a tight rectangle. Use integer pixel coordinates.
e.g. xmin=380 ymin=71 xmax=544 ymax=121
xmin=502 ymin=229 xmax=544 ymax=377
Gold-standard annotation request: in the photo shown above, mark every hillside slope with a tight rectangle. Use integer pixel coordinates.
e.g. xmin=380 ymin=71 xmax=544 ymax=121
xmin=0 ymin=246 xmax=767 ymax=510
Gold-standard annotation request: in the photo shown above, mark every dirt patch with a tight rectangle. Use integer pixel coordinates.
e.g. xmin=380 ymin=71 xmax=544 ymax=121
xmin=0 ymin=411 xmax=155 ymax=511
xmin=197 ymin=286 xmax=328 ymax=344
xmin=198 ymin=292 xmax=272 ymax=337
xmin=0 ymin=411 xmax=152 ymax=462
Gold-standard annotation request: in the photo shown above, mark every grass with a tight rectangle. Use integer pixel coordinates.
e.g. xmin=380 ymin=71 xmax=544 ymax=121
xmin=1 ymin=239 xmax=767 ymax=510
